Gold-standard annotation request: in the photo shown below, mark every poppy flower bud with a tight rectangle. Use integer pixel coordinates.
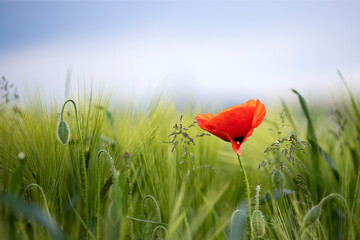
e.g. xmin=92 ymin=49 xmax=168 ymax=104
xmin=18 ymin=152 xmax=26 ymax=162
xmin=252 ymin=210 xmax=266 ymax=237
xmin=123 ymin=152 xmax=131 ymax=165
xmin=302 ymin=205 xmax=321 ymax=228
xmin=57 ymin=120 xmax=70 ymax=144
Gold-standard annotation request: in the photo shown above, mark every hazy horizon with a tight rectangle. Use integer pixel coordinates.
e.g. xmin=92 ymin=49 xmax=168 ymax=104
xmin=1 ymin=1 xmax=359 ymax=107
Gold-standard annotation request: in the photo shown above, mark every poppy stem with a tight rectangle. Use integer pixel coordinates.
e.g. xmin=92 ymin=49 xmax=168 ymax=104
xmin=236 ymin=154 xmax=254 ymax=240
xmin=61 ymin=99 xmax=89 ymax=240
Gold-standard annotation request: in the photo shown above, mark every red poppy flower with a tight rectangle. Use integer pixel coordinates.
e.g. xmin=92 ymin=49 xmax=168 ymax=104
xmin=195 ymin=99 xmax=266 ymax=155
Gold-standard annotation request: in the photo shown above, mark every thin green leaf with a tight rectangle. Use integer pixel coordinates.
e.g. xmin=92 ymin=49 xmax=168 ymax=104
xmin=0 ymin=191 xmax=64 ymax=240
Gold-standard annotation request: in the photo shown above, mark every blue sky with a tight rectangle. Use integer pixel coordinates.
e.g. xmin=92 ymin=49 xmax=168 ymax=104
xmin=1 ymin=1 xmax=360 ymax=105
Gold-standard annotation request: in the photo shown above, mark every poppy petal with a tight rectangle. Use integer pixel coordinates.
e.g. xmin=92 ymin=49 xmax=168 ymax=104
xmin=195 ymin=113 xmax=213 ymax=132
xmin=217 ymin=99 xmax=257 ymax=115
xmin=207 ymin=105 xmax=255 ymax=139
xmin=210 ymin=129 xmax=229 ymax=141
xmin=196 ymin=115 xmax=229 ymax=141
xmin=195 ymin=99 xmax=266 ymax=155
xmin=252 ymin=100 xmax=266 ymax=128
xmin=240 ymin=128 xmax=255 ymax=146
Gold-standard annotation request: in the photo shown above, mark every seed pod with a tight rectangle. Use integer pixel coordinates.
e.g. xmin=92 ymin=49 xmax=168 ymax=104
xmin=57 ymin=120 xmax=70 ymax=144
xmin=18 ymin=152 xmax=26 ymax=162
xmin=123 ymin=152 xmax=131 ymax=165
xmin=302 ymin=205 xmax=321 ymax=228
xmin=252 ymin=210 xmax=266 ymax=238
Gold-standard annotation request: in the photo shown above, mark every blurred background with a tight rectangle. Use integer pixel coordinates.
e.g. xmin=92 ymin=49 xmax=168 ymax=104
xmin=1 ymin=1 xmax=360 ymax=107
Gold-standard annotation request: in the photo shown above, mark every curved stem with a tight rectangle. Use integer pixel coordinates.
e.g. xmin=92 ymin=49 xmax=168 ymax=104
xmin=318 ymin=193 xmax=347 ymax=208
xmin=237 ymin=154 xmax=254 ymax=240
xmin=230 ymin=209 xmax=246 ymax=238
xmin=61 ymin=99 xmax=89 ymax=239
xmin=127 ymin=216 xmax=184 ymax=239
xmin=318 ymin=193 xmax=353 ymax=240
xmin=23 ymin=183 xmax=52 ymax=225
xmin=152 ymin=225 xmax=168 ymax=239
xmin=98 ymin=150 xmax=117 ymax=177
xmin=97 ymin=149 xmax=117 ymax=240
xmin=142 ymin=195 xmax=162 ymax=223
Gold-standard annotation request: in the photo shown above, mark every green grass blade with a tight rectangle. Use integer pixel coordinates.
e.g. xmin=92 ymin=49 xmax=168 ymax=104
xmin=337 ymin=70 xmax=360 ymax=133
xmin=281 ymin=98 xmax=297 ymax=133
xmin=291 ymin=89 xmax=317 ymax=143
xmin=292 ymin=89 xmax=339 ymax=180
xmin=0 ymin=191 xmax=64 ymax=240
xmin=230 ymin=209 xmax=247 ymax=240
xmin=9 ymin=154 xmax=26 ymax=194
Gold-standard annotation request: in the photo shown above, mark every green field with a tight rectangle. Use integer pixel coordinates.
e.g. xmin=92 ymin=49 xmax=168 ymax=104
xmin=1 ymin=80 xmax=359 ymax=239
